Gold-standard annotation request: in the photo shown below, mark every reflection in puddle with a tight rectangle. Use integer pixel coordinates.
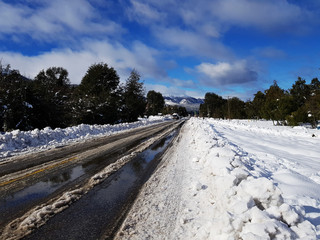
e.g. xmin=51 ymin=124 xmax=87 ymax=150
xmin=24 ymin=131 xmax=177 ymax=240
xmin=0 ymin=130 xmax=176 ymax=230
xmin=130 ymin=132 xmax=175 ymax=175
xmin=0 ymin=166 xmax=85 ymax=224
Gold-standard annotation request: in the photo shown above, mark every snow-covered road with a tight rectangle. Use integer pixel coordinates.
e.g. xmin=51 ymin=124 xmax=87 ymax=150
xmin=116 ymin=118 xmax=320 ymax=239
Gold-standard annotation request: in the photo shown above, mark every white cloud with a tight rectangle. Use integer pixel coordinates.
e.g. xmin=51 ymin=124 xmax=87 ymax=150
xmin=196 ymin=60 xmax=258 ymax=86
xmin=2 ymin=0 xmax=319 ymax=101
xmin=1 ymin=40 xmax=166 ymax=84
xmin=172 ymin=78 xmax=196 ymax=88
xmin=128 ymin=0 xmax=319 ymax=36
xmin=210 ymin=0 xmax=315 ymax=34
xmin=0 ymin=0 xmax=124 ymax=41
xmin=254 ymin=47 xmax=287 ymax=59
xmin=128 ymin=0 xmax=165 ymax=23
xmin=153 ymin=27 xmax=233 ymax=61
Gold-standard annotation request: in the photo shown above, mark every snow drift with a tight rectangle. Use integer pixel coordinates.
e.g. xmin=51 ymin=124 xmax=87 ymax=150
xmin=116 ymin=118 xmax=319 ymax=239
xmin=0 ymin=116 xmax=170 ymax=159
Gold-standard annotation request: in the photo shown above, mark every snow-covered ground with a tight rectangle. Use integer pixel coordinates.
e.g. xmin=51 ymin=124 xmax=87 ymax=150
xmin=0 ymin=116 xmax=171 ymax=159
xmin=116 ymin=118 xmax=320 ymax=239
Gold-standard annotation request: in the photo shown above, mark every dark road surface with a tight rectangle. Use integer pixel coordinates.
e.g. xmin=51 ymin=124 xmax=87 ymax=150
xmin=0 ymin=120 xmax=184 ymax=239
xmin=25 ymin=132 xmax=177 ymax=240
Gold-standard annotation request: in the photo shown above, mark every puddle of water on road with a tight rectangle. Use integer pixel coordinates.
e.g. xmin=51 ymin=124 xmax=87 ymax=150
xmin=0 ymin=130 xmax=176 ymax=229
xmin=24 ymin=131 xmax=176 ymax=240
xmin=0 ymin=165 xmax=85 ymax=225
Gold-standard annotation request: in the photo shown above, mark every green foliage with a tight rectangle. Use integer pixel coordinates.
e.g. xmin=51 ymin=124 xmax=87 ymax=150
xmin=1 ymin=60 xmax=319 ymax=131
xmin=199 ymin=92 xmax=226 ymax=118
xmin=286 ymin=107 xmax=308 ymax=126
xmin=199 ymin=93 xmax=246 ymax=119
xmin=277 ymin=94 xmax=296 ymax=123
xmin=252 ymin=91 xmax=266 ymax=119
xmin=305 ymin=92 xmax=320 ymax=127
xmin=146 ymin=90 xmax=165 ymax=116
xmin=79 ymin=63 xmax=119 ymax=97
xmin=0 ymin=64 xmax=35 ymax=131
xmin=122 ymin=70 xmax=146 ymax=122
xmin=77 ymin=63 xmax=121 ymax=125
xmin=228 ymin=97 xmax=246 ymax=119
xmin=255 ymin=78 xmax=319 ymax=126
xmin=290 ymin=77 xmax=310 ymax=108
xmin=162 ymin=105 xmax=188 ymax=117
xmin=262 ymin=81 xmax=285 ymax=123
xmin=310 ymin=78 xmax=320 ymax=91
xmin=199 ymin=76 xmax=320 ymax=128
xmin=0 ymin=62 xmax=150 ymax=131
xmin=32 ymin=67 xmax=72 ymax=129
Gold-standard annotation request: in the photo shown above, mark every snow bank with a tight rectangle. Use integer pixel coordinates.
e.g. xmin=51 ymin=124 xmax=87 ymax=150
xmin=116 ymin=118 xmax=318 ymax=239
xmin=0 ymin=116 xmax=171 ymax=159
xmin=186 ymin=119 xmax=316 ymax=239
xmin=213 ymin=119 xmax=319 ymax=138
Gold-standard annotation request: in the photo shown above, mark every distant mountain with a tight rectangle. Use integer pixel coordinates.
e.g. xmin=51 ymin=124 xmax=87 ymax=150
xmin=164 ymin=96 xmax=204 ymax=112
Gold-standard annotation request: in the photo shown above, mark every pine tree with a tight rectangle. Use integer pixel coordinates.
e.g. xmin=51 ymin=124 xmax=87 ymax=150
xmin=123 ymin=70 xmax=146 ymax=122
xmin=146 ymin=90 xmax=164 ymax=116
xmin=0 ymin=64 xmax=34 ymax=131
xmin=262 ymin=80 xmax=286 ymax=124
xmin=77 ymin=63 xmax=121 ymax=124
xmin=290 ymin=77 xmax=310 ymax=109
xmin=200 ymin=92 xmax=226 ymax=118
xmin=33 ymin=67 xmax=72 ymax=129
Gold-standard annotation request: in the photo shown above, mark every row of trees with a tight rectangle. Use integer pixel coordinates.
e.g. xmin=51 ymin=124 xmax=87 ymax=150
xmin=0 ymin=63 xmax=184 ymax=132
xmin=200 ymin=77 xmax=320 ymax=127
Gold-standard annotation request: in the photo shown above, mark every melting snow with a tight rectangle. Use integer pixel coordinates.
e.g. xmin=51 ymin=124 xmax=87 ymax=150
xmin=116 ymin=118 xmax=319 ymax=239
xmin=0 ymin=116 xmax=171 ymax=159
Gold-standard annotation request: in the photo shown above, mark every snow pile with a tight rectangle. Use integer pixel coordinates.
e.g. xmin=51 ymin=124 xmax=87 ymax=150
xmin=0 ymin=116 xmax=170 ymax=159
xmin=183 ymin=119 xmax=316 ymax=239
xmin=116 ymin=118 xmax=318 ymax=239
xmin=211 ymin=119 xmax=319 ymax=139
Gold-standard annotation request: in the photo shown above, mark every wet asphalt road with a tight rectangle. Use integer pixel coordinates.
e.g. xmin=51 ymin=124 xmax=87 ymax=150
xmin=0 ymin=120 xmax=183 ymax=239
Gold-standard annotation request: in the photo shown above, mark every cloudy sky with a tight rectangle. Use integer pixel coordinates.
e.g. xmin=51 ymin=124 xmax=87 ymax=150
xmin=1 ymin=0 xmax=320 ymax=99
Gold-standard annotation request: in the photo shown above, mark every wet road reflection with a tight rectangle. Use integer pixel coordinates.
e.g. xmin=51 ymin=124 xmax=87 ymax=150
xmin=24 ymin=131 xmax=176 ymax=240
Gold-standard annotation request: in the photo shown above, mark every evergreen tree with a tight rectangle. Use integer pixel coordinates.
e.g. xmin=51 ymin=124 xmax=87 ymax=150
xmin=310 ymin=78 xmax=320 ymax=91
xmin=252 ymin=91 xmax=266 ymax=119
xmin=77 ymin=63 xmax=121 ymax=124
xmin=262 ymin=81 xmax=286 ymax=124
xmin=290 ymin=77 xmax=310 ymax=109
xmin=0 ymin=64 xmax=34 ymax=131
xmin=277 ymin=94 xmax=296 ymax=124
xmin=146 ymin=90 xmax=165 ymax=116
xmin=162 ymin=105 xmax=188 ymax=117
xmin=123 ymin=70 xmax=146 ymax=122
xmin=177 ymin=106 xmax=188 ymax=117
xmin=200 ymin=92 xmax=226 ymax=118
xmin=33 ymin=67 xmax=72 ymax=129
xmin=228 ymin=97 xmax=246 ymax=119
xmin=245 ymin=100 xmax=255 ymax=119
xmin=285 ymin=77 xmax=312 ymax=126
xmin=305 ymin=78 xmax=320 ymax=127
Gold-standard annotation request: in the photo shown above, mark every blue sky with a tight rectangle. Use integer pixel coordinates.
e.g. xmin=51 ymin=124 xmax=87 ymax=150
xmin=1 ymin=0 xmax=320 ymax=100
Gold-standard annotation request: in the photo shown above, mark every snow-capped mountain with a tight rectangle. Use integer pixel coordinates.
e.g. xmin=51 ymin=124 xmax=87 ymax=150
xmin=164 ymin=96 xmax=204 ymax=111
